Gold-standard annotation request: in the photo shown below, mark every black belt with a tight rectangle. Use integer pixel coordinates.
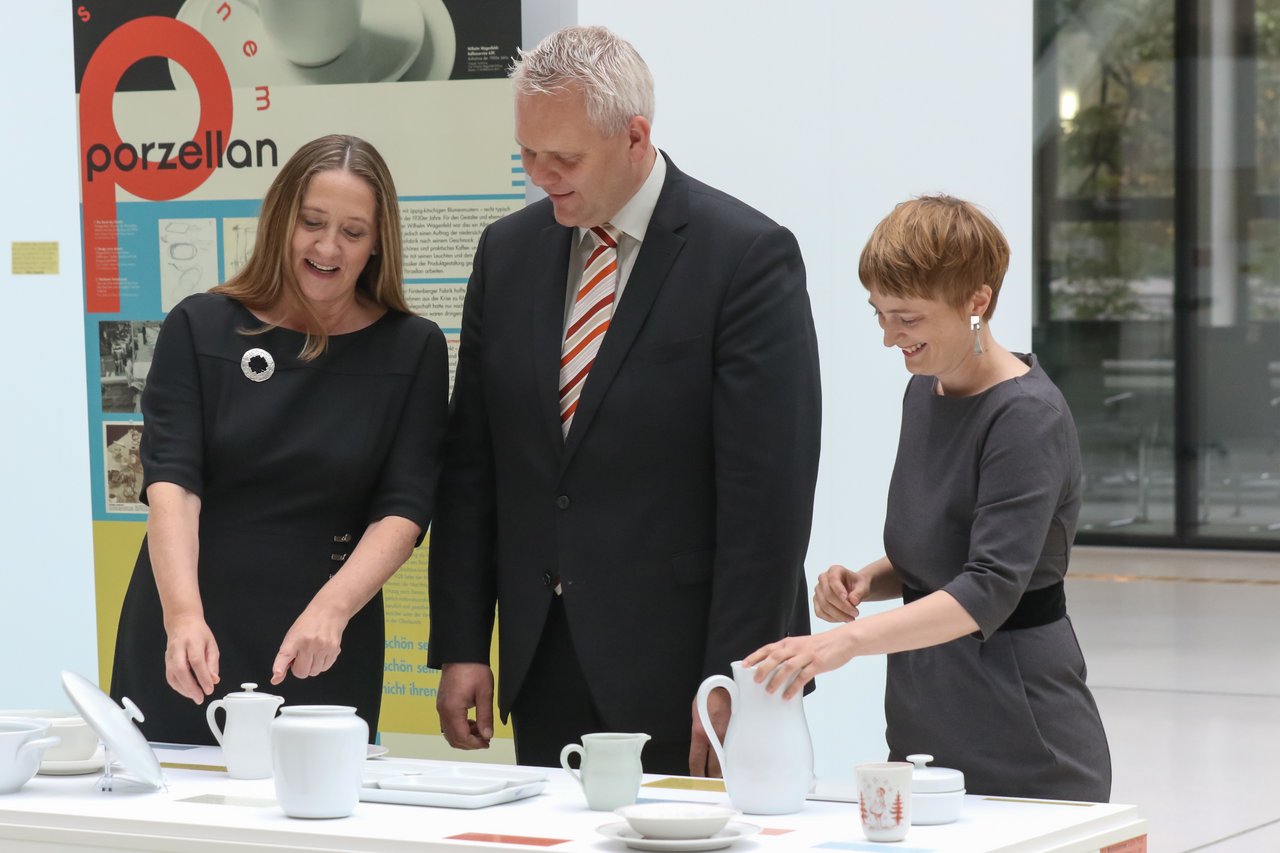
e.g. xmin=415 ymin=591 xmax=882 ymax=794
xmin=901 ymin=580 xmax=1066 ymax=632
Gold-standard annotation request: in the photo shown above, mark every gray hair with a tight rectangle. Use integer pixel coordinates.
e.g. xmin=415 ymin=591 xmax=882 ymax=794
xmin=511 ymin=25 xmax=655 ymax=136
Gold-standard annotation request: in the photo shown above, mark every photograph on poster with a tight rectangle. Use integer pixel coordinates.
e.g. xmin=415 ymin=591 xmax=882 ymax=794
xmin=221 ymin=217 xmax=259 ymax=282
xmin=98 ymin=320 xmax=162 ymax=413
xmin=103 ymin=422 xmax=145 ymax=514
xmin=159 ymin=218 xmax=217 ymax=311
xmin=71 ymin=0 xmax=520 ymax=92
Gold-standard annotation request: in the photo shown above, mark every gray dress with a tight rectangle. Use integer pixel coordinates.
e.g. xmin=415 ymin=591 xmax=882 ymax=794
xmin=882 ymin=354 xmax=1111 ymax=802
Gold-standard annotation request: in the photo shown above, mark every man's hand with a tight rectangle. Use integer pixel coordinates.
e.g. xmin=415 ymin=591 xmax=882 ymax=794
xmin=437 ymin=663 xmax=495 ymax=749
xmin=688 ymin=688 xmax=731 ymax=777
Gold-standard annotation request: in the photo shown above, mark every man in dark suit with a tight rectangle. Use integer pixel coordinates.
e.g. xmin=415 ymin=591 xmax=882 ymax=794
xmin=427 ymin=25 xmax=821 ymax=777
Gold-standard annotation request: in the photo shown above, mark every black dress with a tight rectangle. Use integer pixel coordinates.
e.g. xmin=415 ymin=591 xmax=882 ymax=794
xmin=111 ymin=293 xmax=448 ymax=744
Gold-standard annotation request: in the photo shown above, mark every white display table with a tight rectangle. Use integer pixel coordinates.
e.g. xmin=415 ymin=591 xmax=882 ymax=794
xmin=0 ymin=746 xmax=1145 ymax=852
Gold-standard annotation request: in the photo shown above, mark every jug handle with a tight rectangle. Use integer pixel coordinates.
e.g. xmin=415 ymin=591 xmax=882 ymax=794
xmin=559 ymin=743 xmax=586 ymax=793
xmin=205 ymin=699 xmax=227 ymax=747
xmin=694 ymin=674 xmax=736 ymax=773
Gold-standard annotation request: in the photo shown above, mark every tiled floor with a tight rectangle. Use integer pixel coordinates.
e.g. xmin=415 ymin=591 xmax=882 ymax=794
xmin=1067 ymin=546 xmax=1280 ymax=852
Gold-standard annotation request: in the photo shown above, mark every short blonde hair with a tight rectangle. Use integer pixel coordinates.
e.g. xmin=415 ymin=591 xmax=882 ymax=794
xmin=212 ymin=134 xmax=407 ymax=360
xmin=511 ymin=25 xmax=654 ymax=135
xmin=858 ymin=195 xmax=1010 ymax=319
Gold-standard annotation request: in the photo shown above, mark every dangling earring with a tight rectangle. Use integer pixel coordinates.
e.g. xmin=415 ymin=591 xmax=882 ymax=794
xmin=970 ymin=315 xmax=985 ymax=355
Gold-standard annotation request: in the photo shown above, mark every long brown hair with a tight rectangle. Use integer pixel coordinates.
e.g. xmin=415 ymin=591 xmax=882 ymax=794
xmin=212 ymin=134 xmax=408 ymax=359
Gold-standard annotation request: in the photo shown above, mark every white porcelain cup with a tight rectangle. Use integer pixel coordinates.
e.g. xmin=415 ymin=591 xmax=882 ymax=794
xmin=0 ymin=711 xmax=96 ymax=763
xmin=270 ymin=705 xmax=367 ymax=819
xmin=856 ymin=761 xmax=913 ymax=842
xmin=258 ymin=0 xmax=363 ymax=67
xmin=0 ymin=721 xmax=60 ymax=794
xmin=560 ymin=732 xmax=650 ymax=811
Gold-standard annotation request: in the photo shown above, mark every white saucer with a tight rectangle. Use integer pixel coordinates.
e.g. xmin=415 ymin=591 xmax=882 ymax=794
xmin=597 ymin=821 xmax=760 ymax=852
xmin=170 ymin=0 xmax=426 ymax=89
xmin=367 ymin=744 xmax=389 ymax=759
xmin=39 ymin=747 xmax=107 ymax=776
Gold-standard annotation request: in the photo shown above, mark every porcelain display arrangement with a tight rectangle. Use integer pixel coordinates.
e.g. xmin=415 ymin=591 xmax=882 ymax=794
xmin=270 ymin=705 xmax=367 ymax=818
xmin=559 ymin=732 xmax=650 ymax=811
xmin=0 ymin=720 xmax=60 ymax=794
xmin=695 ymin=660 xmax=814 ymax=815
xmin=206 ymin=683 xmax=284 ymax=779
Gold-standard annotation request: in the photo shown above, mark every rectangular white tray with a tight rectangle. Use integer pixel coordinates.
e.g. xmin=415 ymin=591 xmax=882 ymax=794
xmin=359 ymin=765 xmax=548 ymax=809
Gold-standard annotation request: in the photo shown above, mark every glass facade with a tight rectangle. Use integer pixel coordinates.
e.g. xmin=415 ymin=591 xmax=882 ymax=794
xmin=1036 ymin=0 xmax=1280 ymax=546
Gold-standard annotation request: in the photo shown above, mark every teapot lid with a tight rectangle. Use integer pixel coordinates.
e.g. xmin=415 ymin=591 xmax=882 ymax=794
xmin=907 ymin=754 xmax=964 ymax=793
xmin=223 ymin=682 xmax=282 ymax=702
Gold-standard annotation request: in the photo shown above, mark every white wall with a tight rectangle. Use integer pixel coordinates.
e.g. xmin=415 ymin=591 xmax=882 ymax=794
xmin=0 ymin=4 xmax=98 ymax=707
xmin=578 ymin=0 xmax=1033 ymax=780
xmin=2 ymin=1 xmax=1032 ymax=775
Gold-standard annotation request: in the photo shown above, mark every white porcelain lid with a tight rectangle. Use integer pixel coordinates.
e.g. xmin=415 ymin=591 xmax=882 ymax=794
xmin=907 ymin=753 xmax=964 ymax=793
xmin=60 ymin=670 xmax=164 ymax=789
xmin=222 ymin=682 xmax=282 ymax=702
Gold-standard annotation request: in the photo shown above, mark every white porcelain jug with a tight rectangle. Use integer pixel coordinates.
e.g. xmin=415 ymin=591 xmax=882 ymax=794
xmin=206 ymin=683 xmax=284 ymax=780
xmin=695 ymin=660 xmax=813 ymax=815
xmin=270 ymin=705 xmax=367 ymax=818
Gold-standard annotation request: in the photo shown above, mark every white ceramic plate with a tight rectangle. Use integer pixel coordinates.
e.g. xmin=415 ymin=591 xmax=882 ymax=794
xmin=60 ymin=671 xmax=164 ymax=790
xmin=359 ymin=778 xmax=545 ymax=809
xmin=39 ymin=746 xmax=107 ymax=777
xmin=596 ymin=821 xmax=761 ymax=852
xmin=169 ymin=0 xmax=426 ymax=88
xmin=367 ymin=744 xmax=389 ymax=759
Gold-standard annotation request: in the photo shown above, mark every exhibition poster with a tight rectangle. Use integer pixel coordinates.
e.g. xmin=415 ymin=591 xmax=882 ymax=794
xmin=71 ymin=0 xmax=523 ymax=747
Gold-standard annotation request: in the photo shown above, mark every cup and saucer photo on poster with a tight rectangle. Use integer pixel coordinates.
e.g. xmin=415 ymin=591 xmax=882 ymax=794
xmin=167 ymin=0 xmax=455 ymax=88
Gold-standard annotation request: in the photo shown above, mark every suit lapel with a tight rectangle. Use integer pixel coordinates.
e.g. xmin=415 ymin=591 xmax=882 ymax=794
xmin=533 ymin=221 xmax=574 ymax=453
xmin=561 ymin=157 xmax=690 ymax=470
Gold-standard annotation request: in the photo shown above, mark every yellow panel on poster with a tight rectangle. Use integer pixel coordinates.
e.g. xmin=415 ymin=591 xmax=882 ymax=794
xmin=11 ymin=241 xmax=59 ymax=275
xmin=379 ymin=533 xmax=512 ymax=742
xmin=92 ymin=520 xmax=146 ymax=691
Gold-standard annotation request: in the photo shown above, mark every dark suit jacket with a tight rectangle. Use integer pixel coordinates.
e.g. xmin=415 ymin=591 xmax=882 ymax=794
xmin=427 ymin=154 xmax=821 ymax=744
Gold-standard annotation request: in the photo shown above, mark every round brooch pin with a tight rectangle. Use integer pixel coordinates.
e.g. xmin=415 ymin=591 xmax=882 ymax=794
xmin=241 ymin=347 xmax=275 ymax=382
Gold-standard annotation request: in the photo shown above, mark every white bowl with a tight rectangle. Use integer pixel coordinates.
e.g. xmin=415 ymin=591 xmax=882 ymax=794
xmin=0 ymin=720 xmax=59 ymax=794
xmin=0 ymin=711 xmax=97 ymax=763
xmin=614 ymin=803 xmax=739 ymax=840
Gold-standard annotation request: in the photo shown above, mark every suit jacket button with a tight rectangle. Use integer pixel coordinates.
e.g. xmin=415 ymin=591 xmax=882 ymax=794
xmin=542 ymin=571 xmax=555 ymax=588
xmin=556 ymin=495 xmax=571 ymax=510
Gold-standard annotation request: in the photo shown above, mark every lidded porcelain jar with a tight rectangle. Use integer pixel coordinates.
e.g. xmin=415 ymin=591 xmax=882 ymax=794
xmin=270 ymin=705 xmax=367 ymax=818
xmin=906 ymin=753 xmax=964 ymax=825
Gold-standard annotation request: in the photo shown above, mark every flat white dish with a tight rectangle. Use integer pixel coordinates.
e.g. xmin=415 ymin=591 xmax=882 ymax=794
xmin=60 ymin=671 xmax=164 ymax=790
xmin=376 ymin=775 xmax=506 ymax=795
xmin=359 ymin=778 xmax=545 ymax=809
xmin=367 ymin=744 xmax=389 ymax=759
xmin=614 ymin=803 xmax=739 ymax=840
xmin=39 ymin=746 xmax=107 ymax=776
xmin=597 ymin=821 xmax=760 ymax=851
xmin=170 ymin=0 xmax=426 ymax=88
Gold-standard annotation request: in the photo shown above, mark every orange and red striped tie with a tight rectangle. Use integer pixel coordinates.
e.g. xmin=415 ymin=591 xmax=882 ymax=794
xmin=559 ymin=224 xmax=620 ymax=437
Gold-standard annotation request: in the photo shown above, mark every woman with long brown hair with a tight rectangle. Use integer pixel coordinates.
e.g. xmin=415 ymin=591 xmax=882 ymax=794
xmin=111 ymin=135 xmax=448 ymax=743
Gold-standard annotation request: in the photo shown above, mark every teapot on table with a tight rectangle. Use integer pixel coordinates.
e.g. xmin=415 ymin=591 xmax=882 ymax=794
xmin=206 ymin=682 xmax=284 ymax=779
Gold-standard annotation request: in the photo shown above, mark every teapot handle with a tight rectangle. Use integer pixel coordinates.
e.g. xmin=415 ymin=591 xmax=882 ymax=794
xmin=694 ymin=674 xmax=736 ymax=773
xmin=205 ymin=699 xmax=227 ymax=747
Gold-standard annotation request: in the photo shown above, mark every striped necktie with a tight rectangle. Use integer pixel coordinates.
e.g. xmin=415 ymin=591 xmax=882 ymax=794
xmin=559 ymin=224 xmax=620 ymax=437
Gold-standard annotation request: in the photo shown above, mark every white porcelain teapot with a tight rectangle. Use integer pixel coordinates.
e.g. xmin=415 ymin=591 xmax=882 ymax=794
xmin=695 ymin=660 xmax=813 ymax=815
xmin=206 ymin=683 xmax=283 ymax=779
